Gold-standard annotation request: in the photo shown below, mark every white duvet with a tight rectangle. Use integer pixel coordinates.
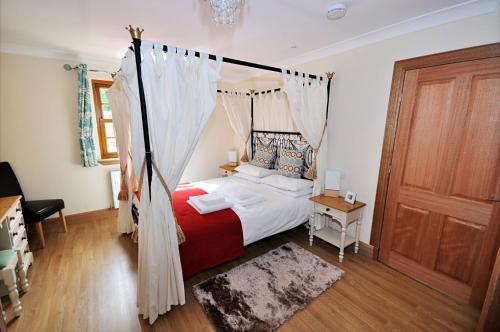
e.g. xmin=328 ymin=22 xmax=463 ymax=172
xmin=190 ymin=176 xmax=311 ymax=245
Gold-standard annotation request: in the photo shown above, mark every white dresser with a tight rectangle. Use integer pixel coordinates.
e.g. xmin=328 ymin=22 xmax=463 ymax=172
xmin=0 ymin=196 xmax=33 ymax=294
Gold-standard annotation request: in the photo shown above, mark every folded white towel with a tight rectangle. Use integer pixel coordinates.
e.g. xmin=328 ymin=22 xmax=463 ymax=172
xmin=187 ymin=198 xmax=233 ymax=215
xmin=189 ymin=195 xmax=223 ymax=208
xmin=195 ymin=193 xmax=225 ymax=206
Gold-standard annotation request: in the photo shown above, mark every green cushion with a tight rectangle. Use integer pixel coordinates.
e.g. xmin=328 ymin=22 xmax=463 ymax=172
xmin=0 ymin=249 xmax=14 ymax=269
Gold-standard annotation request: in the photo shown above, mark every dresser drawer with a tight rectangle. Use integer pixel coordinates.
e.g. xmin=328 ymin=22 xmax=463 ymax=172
xmin=9 ymin=214 xmax=23 ymax=237
xmin=8 ymin=203 xmax=23 ymax=230
xmin=12 ymin=225 xmax=26 ymax=249
xmin=14 ymin=239 xmax=29 ymax=267
xmin=22 ymin=252 xmax=33 ymax=273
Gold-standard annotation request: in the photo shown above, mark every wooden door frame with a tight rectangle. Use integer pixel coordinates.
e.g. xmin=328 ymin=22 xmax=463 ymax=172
xmin=370 ymin=43 xmax=500 ymax=259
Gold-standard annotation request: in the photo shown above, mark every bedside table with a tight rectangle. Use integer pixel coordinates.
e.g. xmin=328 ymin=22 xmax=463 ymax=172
xmin=219 ymin=164 xmax=238 ymax=177
xmin=309 ymin=195 xmax=366 ymax=263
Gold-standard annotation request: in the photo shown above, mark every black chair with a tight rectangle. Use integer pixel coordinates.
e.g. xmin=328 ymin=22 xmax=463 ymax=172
xmin=0 ymin=162 xmax=67 ymax=248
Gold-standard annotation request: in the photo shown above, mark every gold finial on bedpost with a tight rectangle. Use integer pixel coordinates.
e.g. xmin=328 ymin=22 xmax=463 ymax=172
xmin=249 ymin=89 xmax=255 ymax=94
xmin=326 ymin=72 xmax=335 ymax=79
xmin=126 ymin=25 xmax=144 ymax=40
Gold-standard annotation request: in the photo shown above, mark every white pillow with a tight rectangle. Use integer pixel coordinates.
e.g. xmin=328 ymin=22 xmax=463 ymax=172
xmin=235 ymin=164 xmax=277 ymax=178
xmin=233 ymin=172 xmax=262 ymax=183
xmin=260 ymin=174 xmax=313 ymax=192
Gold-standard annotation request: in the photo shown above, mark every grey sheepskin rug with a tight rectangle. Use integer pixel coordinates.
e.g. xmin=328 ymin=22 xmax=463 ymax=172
xmin=193 ymin=242 xmax=344 ymax=332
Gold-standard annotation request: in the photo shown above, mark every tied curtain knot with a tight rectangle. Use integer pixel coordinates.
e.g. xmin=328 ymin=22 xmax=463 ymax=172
xmin=137 ymin=154 xmax=186 ymax=245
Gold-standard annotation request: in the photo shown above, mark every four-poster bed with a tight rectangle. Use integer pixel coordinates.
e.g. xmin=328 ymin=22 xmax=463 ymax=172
xmin=112 ymin=26 xmax=334 ymax=324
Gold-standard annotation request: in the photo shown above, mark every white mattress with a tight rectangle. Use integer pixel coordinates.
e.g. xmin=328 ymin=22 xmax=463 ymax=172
xmin=192 ymin=176 xmax=311 ymax=245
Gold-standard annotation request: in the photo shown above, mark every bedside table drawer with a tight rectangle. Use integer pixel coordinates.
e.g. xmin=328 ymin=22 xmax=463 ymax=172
xmin=219 ymin=168 xmax=237 ymax=177
xmin=219 ymin=164 xmax=238 ymax=177
xmin=314 ymin=203 xmax=344 ymax=221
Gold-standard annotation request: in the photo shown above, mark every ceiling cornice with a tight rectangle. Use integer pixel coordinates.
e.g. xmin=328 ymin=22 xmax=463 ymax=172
xmin=278 ymin=0 xmax=499 ymax=68
xmin=0 ymin=42 xmax=121 ymax=68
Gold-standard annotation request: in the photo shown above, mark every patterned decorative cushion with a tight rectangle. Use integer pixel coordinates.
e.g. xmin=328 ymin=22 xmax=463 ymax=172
xmin=250 ymin=145 xmax=276 ymax=169
xmin=277 ymin=148 xmax=305 ymax=179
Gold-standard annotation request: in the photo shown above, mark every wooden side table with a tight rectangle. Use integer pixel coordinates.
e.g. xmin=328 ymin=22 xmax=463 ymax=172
xmin=309 ymin=195 xmax=366 ymax=263
xmin=219 ymin=164 xmax=238 ymax=177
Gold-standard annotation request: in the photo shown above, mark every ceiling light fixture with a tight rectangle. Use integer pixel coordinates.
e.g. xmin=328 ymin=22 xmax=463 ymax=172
xmin=327 ymin=3 xmax=347 ymax=20
xmin=207 ymin=0 xmax=245 ymax=25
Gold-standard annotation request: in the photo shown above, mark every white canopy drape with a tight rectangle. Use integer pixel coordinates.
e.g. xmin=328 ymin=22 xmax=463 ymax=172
xmin=282 ymin=72 xmax=329 ymax=228
xmin=220 ymin=92 xmax=251 ymax=161
xmin=107 ymin=75 xmax=134 ymax=234
xmin=253 ymin=90 xmax=297 ymax=132
xmin=120 ymin=43 xmax=221 ymax=323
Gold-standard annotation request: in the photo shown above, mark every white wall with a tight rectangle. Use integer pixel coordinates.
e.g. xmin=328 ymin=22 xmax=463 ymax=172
xmin=181 ymin=97 xmax=236 ymax=182
xmin=236 ymin=9 xmax=500 ymax=243
xmin=0 ymin=53 xmax=119 ymax=214
xmin=0 ymin=53 xmax=236 ymax=215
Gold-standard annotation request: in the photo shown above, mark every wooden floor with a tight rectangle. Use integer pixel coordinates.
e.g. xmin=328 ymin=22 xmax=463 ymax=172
xmin=5 ymin=212 xmax=479 ymax=332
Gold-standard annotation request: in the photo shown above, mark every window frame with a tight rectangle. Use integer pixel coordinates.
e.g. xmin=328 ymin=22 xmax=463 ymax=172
xmin=91 ymin=80 xmax=118 ymax=160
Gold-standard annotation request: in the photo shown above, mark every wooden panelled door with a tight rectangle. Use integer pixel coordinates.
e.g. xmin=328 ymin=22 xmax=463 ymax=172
xmin=379 ymin=54 xmax=500 ymax=306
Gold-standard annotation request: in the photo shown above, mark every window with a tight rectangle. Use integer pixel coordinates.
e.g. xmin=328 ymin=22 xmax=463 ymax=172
xmin=92 ymin=80 xmax=118 ymax=160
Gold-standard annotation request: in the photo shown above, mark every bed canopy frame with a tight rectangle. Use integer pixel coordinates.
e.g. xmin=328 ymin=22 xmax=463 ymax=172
xmin=125 ymin=26 xmax=334 ymax=199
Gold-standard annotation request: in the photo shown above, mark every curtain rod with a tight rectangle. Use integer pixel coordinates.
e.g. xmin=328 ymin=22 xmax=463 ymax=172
xmin=254 ymin=88 xmax=281 ymax=95
xmin=63 ymin=64 xmax=115 ymax=76
xmin=159 ymin=45 xmax=326 ymax=80
xmin=217 ymin=90 xmax=251 ymax=96
xmin=216 ymin=88 xmax=281 ymax=96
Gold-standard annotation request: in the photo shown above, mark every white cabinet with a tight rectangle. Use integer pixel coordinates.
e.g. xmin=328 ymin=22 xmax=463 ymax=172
xmin=0 ymin=196 xmax=33 ymax=294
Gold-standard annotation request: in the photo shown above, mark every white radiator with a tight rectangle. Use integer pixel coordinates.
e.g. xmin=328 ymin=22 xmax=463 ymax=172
xmin=110 ymin=170 xmax=121 ymax=209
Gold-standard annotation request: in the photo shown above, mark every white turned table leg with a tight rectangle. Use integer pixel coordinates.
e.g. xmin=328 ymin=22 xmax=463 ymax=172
xmin=2 ymin=269 xmax=22 ymax=317
xmin=355 ymin=219 xmax=361 ymax=254
xmin=339 ymin=226 xmax=346 ymax=263
xmin=309 ymin=213 xmax=315 ymax=246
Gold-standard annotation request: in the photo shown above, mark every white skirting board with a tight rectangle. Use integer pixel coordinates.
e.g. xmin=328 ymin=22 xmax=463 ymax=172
xmin=110 ymin=170 xmax=120 ymax=209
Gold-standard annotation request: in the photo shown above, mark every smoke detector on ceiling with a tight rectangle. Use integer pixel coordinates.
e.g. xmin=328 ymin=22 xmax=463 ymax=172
xmin=327 ymin=3 xmax=347 ymax=20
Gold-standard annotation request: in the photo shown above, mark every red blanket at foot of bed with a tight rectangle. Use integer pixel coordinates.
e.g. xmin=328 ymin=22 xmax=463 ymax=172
xmin=173 ymin=186 xmax=244 ymax=279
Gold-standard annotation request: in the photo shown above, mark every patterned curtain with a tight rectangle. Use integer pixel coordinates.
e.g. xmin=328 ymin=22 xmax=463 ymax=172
xmin=77 ymin=64 xmax=98 ymax=167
